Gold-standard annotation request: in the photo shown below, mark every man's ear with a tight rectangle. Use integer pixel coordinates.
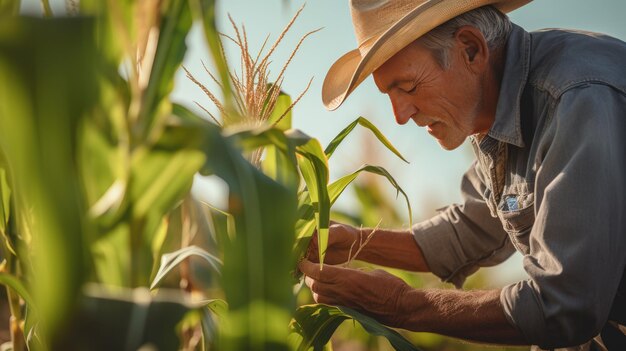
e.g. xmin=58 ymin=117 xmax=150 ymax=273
xmin=454 ymin=25 xmax=490 ymax=72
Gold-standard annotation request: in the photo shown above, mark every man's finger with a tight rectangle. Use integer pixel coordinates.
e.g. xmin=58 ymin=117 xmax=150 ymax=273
xmin=298 ymin=259 xmax=343 ymax=283
xmin=298 ymin=259 xmax=322 ymax=280
xmin=304 ymin=276 xmax=315 ymax=290
xmin=305 ymin=276 xmax=338 ymax=297
xmin=314 ymin=293 xmax=335 ymax=305
xmin=306 ymin=234 xmax=319 ymax=262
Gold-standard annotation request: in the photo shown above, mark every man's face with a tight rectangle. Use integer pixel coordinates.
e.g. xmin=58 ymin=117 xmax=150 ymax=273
xmin=372 ymin=39 xmax=489 ymax=150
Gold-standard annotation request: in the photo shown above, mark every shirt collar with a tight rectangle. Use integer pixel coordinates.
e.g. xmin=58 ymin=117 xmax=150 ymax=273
xmin=487 ymin=24 xmax=531 ymax=148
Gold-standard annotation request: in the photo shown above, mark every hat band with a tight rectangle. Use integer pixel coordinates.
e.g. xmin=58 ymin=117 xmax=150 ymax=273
xmin=357 ymin=34 xmax=380 ymax=56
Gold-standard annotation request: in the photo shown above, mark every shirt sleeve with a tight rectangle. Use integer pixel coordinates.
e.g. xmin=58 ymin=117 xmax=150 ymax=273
xmin=500 ymin=85 xmax=626 ymax=348
xmin=412 ymin=161 xmax=515 ymax=288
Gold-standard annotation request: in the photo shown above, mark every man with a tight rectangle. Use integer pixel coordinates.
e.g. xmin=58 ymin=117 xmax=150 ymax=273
xmin=298 ymin=0 xmax=626 ymax=350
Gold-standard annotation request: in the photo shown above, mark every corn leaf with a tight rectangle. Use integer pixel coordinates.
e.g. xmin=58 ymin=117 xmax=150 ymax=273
xmin=293 ymin=164 xmax=412 ymax=268
xmin=287 ymin=130 xmax=331 ymax=268
xmin=327 ymin=165 xmax=412 ymax=226
xmin=173 ymin=106 xmax=296 ymax=350
xmin=290 ymin=304 xmax=420 ymax=351
xmin=227 ymin=125 xmax=300 ymax=190
xmin=130 ymin=146 xmax=204 ymax=220
xmin=325 ymin=116 xmax=408 ymax=162
xmin=200 ymin=298 xmax=228 ymax=347
xmin=0 ymin=0 xmax=19 ymax=17
xmin=203 ymin=298 xmax=228 ymax=317
xmin=80 ymin=119 xmax=127 ymax=226
xmin=227 ymin=126 xmax=298 ymax=157
xmin=138 ymin=0 xmax=192 ymax=141
xmin=264 ymin=91 xmax=296 ymax=189
xmin=190 ymin=0 xmax=233 ymax=106
xmin=267 ymin=89 xmax=293 ymax=131
xmin=0 ymin=167 xmax=9 ymax=233
xmin=0 ymin=17 xmax=97 ymax=339
xmin=24 ymin=310 xmax=44 ymax=351
xmin=203 ymin=202 xmax=236 ymax=247
xmin=150 ymin=245 xmax=222 ymax=290
xmin=0 ymin=273 xmax=34 ymax=309
xmin=92 ymin=223 xmax=132 ymax=287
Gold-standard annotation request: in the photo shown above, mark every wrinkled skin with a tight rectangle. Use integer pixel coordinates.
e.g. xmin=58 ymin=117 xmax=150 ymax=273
xmin=372 ymin=26 xmax=501 ymax=150
xmin=299 ymin=259 xmax=411 ymax=328
xmin=305 ymin=221 xmax=363 ymax=264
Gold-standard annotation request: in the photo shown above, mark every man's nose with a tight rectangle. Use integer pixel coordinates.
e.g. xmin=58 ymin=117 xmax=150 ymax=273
xmin=390 ymin=95 xmax=417 ymax=125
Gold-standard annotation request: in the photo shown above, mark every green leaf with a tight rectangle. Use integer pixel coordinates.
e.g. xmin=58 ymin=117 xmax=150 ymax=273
xmin=203 ymin=202 xmax=236 ymax=248
xmin=227 ymin=125 xmax=300 ymax=189
xmin=0 ymin=0 xmax=20 ymax=17
xmin=267 ymin=89 xmax=293 ymax=131
xmin=79 ymin=119 xmax=127 ymax=226
xmin=200 ymin=298 xmax=228 ymax=348
xmin=263 ymin=91 xmax=297 ymax=189
xmin=291 ymin=304 xmax=420 ymax=351
xmin=0 ymin=273 xmax=35 ymax=309
xmin=293 ymin=165 xmax=412 ymax=266
xmin=173 ymin=108 xmax=297 ymax=349
xmin=130 ymin=145 xmax=204 ymax=219
xmin=227 ymin=125 xmax=298 ymax=157
xmin=91 ymin=223 xmax=132 ymax=287
xmin=138 ymin=0 xmax=193 ymax=141
xmin=150 ymin=245 xmax=222 ymax=290
xmin=0 ymin=167 xmax=10 ymax=233
xmin=203 ymin=298 xmax=228 ymax=317
xmin=288 ymin=130 xmax=330 ymax=267
xmin=325 ymin=116 xmax=408 ymax=162
xmin=0 ymin=17 xmax=98 ymax=339
xmin=327 ymin=165 xmax=412 ymax=226
xmin=190 ymin=0 xmax=234 ymax=107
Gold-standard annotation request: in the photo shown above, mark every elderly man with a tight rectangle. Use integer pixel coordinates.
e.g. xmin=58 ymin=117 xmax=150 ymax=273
xmin=299 ymin=0 xmax=626 ymax=349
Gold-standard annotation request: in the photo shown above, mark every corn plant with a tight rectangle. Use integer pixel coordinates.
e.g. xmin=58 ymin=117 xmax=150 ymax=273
xmin=0 ymin=1 xmax=422 ymax=350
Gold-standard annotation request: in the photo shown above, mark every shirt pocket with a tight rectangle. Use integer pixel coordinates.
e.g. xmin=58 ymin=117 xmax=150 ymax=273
xmin=496 ymin=190 xmax=535 ymax=255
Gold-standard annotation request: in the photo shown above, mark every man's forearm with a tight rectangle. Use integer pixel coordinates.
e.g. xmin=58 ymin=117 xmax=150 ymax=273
xmin=400 ymin=288 xmax=528 ymax=345
xmin=357 ymin=228 xmax=430 ymax=272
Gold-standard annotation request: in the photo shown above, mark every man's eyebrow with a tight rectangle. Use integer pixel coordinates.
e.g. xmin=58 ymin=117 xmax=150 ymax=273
xmin=378 ymin=79 xmax=415 ymax=94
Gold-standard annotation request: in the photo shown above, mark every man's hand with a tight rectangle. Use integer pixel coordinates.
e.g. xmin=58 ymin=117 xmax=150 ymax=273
xmin=299 ymin=260 xmax=527 ymax=345
xmin=298 ymin=259 xmax=411 ymax=328
xmin=306 ymin=221 xmax=430 ymax=272
xmin=306 ymin=221 xmax=363 ymax=264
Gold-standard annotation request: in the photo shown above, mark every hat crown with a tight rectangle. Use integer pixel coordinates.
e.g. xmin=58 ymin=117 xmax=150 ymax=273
xmin=350 ymin=0 xmax=427 ymax=48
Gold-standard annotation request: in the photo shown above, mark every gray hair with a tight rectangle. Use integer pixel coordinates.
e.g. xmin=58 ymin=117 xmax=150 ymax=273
xmin=418 ymin=5 xmax=512 ymax=69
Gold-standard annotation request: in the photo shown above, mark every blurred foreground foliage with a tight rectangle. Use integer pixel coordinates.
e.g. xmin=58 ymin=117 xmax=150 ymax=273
xmin=0 ymin=1 xmax=418 ymax=350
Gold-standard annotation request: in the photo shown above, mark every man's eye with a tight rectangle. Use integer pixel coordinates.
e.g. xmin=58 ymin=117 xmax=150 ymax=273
xmin=406 ymin=85 xmax=417 ymax=94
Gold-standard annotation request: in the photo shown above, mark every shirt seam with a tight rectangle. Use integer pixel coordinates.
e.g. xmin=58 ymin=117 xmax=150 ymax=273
xmin=530 ymin=78 xmax=626 ymax=100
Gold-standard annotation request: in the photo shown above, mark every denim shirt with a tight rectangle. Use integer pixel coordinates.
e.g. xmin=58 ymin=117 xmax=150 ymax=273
xmin=412 ymin=24 xmax=626 ymax=349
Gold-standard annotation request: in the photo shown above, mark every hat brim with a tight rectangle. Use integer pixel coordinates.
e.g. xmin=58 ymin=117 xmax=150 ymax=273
xmin=322 ymin=0 xmax=532 ymax=110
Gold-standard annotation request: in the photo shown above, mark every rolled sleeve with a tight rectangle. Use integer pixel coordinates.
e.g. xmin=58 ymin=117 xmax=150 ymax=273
xmin=500 ymin=85 xmax=626 ymax=348
xmin=413 ymin=162 xmax=515 ymax=288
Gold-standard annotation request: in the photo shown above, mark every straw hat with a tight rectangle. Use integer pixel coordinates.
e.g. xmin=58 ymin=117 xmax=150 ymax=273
xmin=322 ymin=0 xmax=532 ymax=110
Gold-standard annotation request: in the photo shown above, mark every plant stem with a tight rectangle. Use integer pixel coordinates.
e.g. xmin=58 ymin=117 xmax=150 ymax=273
xmin=5 ymin=257 xmax=25 ymax=351
xmin=41 ymin=0 xmax=53 ymax=17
